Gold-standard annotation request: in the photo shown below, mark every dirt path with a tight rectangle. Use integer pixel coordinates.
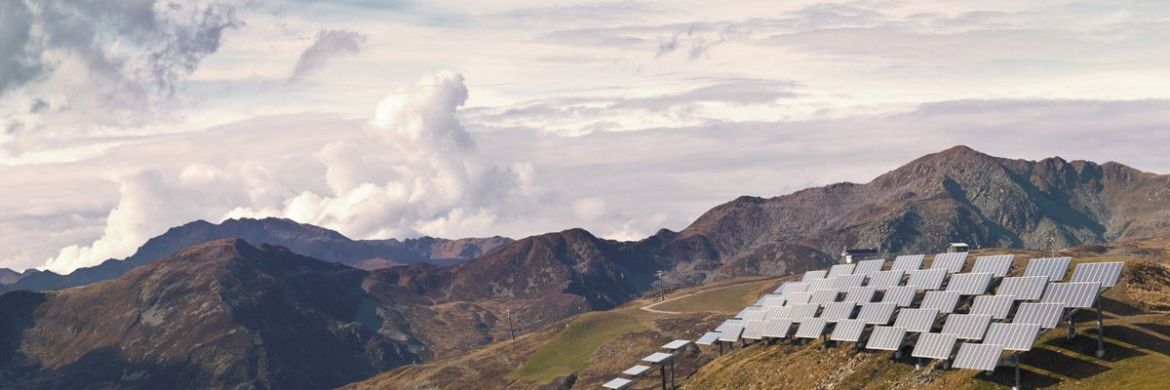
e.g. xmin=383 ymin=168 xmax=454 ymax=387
xmin=640 ymin=277 xmax=781 ymax=315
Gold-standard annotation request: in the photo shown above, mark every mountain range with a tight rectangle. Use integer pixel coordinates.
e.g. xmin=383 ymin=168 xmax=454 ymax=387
xmin=2 ymin=145 xmax=1169 ymax=388
xmin=0 ymin=218 xmax=510 ymax=292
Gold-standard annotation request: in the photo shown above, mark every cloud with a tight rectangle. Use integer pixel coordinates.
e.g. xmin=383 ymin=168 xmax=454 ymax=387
xmin=289 ymin=29 xmax=367 ymax=81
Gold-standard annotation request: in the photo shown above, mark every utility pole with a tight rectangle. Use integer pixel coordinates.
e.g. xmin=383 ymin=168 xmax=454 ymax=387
xmin=505 ymin=309 xmax=515 ymax=342
xmin=656 ymin=270 xmax=666 ymax=301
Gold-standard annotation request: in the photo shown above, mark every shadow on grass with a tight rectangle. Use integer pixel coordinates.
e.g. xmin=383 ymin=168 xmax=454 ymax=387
xmin=1043 ymin=333 xmax=1145 ymax=363
xmin=1136 ymin=322 xmax=1170 ymax=338
xmin=1100 ymin=297 xmax=1143 ymax=316
xmin=1102 ymin=325 xmax=1170 ymax=357
xmin=979 ymin=364 xmax=1061 ymax=389
xmin=1022 ymin=347 xmax=1109 ymax=379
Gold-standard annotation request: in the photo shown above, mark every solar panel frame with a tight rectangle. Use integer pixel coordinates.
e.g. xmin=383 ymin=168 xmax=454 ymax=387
xmin=767 ymin=306 xmax=792 ymax=320
xmin=1042 ymin=282 xmax=1101 ymax=308
xmin=907 ymin=268 xmax=947 ymax=290
xmin=662 ymin=339 xmax=691 ymax=350
xmin=623 ymin=365 xmax=652 ymax=376
xmin=865 ymin=326 xmax=907 ymax=350
xmin=882 ymin=286 xmax=917 ymax=307
xmin=997 ymin=276 xmax=1049 ymax=301
xmin=930 ymin=252 xmax=970 ymax=273
xmin=794 ymin=318 xmax=828 ymax=339
xmin=810 ymin=289 xmax=840 ymax=305
xmin=1024 ymin=257 xmax=1072 ymax=282
xmin=775 ymin=282 xmax=810 ymax=294
xmin=820 ymin=302 xmax=857 ymax=322
xmin=984 ymin=323 xmax=1042 ymax=351
xmin=834 ymin=274 xmax=867 ymax=289
xmin=828 ymin=263 xmax=857 ymax=278
xmin=602 ymin=378 xmax=634 ymax=390
xmin=946 ymin=272 xmax=995 ymax=295
xmin=970 ymin=295 xmax=1015 ymax=320
xmin=844 ymin=286 xmax=877 ymax=303
xmin=920 ymin=290 xmax=962 ymax=314
xmin=737 ymin=307 xmax=767 ymax=321
xmin=912 ymin=332 xmax=959 ymax=360
xmin=802 ymin=270 xmax=829 ymax=282
xmin=760 ymin=294 xmax=786 ymax=307
xmin=1070 ymin=261 xmax=1125 ymax=288
xmin=952 ymin=343 xmax=1004 ymax=371
xmin=763 ymin=318 xmax=794 ymax=339
xmin=1014 ymin=302 xmax=1065 ymax=329
xmin=642 ymin=352 xmax=674 ymax=364
xmin=972 ymin=254 xmax=1015 ymax=277
xmin=867 ymin=270 xmax=905 ymax=289
xmin=894 ymin=308 xmax=939 ymax=333
xmin=857 ymin=302 xmax=897 ymax=325
xmin=695 ymin=332 xmax=721 ymax=345
xmin=715 ymin=319 xmax=743 ymax=333
xmin=853 ymin=259 xmax=885 ymax=276
xmin=742 ymin=320 xmax=768 ymax=340
xmin=892 ymin=254 xmax=925 ymax=272
xmin=941 ymin=314 xmax=993 ymax=340
xmin=830 ymin=319 xmax=867 ymax=342
xmin=789 ymin=303 xmax=821 ymax=321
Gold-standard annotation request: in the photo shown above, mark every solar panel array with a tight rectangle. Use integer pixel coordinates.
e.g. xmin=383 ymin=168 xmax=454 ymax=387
xmin=663 ymin=254 xmax=1126 ymax=389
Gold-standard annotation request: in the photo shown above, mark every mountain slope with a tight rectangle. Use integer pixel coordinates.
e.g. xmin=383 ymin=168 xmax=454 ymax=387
xmin=3 ymin=218 xmax=510 ymax=292
xmin=0 ymin=239 xmax=422 ymax=389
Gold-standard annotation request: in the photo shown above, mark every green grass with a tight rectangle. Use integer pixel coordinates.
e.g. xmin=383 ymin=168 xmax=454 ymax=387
xmin=507 ymin=310 xmax=646 ymax=382
xmin=653 ymin=279 xmax=777 ymax=313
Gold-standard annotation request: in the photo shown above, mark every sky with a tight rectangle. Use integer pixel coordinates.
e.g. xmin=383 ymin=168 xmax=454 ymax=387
xmin=1 ymin=0 xmax=1169 ymax=274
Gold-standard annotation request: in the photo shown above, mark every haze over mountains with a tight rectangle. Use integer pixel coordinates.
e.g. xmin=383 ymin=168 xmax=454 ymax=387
xmin=2 ymin=146 xmax=1170 ymax=388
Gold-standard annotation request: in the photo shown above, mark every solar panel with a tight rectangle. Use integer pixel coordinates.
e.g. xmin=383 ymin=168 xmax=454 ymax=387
xmin=912 ymin=332 xmax=958 ymax=359
xmin=742 ymin=320 xmax=768 ymax=340
xmin=941 ymin=314 xmax=993 ymax=340
xmin=970 ymin=295 xmax=1015 ymax=320
xmin=946 ymin=272 xmax=994 ymax=295
xmin=715 ymin=319 xmax=743 ymax=333
xmin=1024 ymin=257 xmax=1072 ymax=282
xmin=789 ymin=303 xmax=821 ymax=320
xmin=737 ymin=307 xmax=767 ymax=321
xmin=810 ymin=290 xmax=840 ymax=305
xmin=1070 ymin=261 xmax=1124 ymax=288
xmin=831 ymin=319 xmax=867 ymax=342
xmin=853 ymin=259 xmax=885 ymax=276
xmin=828 ymin=263 xmax=857 ymax=278
xmin=984 ymin=323 xmax=1042 ymax=351
xmin=766 ymin=306 xmax=792 ymax=320
xmin=866 ymin=326 xmax=906 ymax=350
xmin=1014 ymin=302 xmax=1065 ymax=329
xmin=760 ymin=294 xmax=786 ymax=307
xmin=809 ymin=278 xmax=838 ymax=292
xmin=972 ymin=254 xmax=1015 ymax=277
xmin=867 ymin=270 xmax=905 ymax=289
xmin=623 ymin=365 xmax=652 ymax=376
xmin=785 ymin=291 xmax=814 ymax=305
xmin=602 ymin=378 xmax=633 ymax=390
xmin=997 ymin=276 xmax=1049 ymax=301
xmin=952 ymin=343 xmax=1004 ymax=371
xmin=882 ymin=286 xmax=917 ymax=307
xmin=695 ymin=332 xmax=721 ymax=345
xmin=642 ymin=352 xmax=674 ymax=364
xmin=857 ymin=302 xmax=897 ymax=325
xmin=907 ymin=268 xmax=947 ymax=290
xmin=717 ymin=324 xmax=743 ymax=342
xmin=894 ymin=308 xmax=939 ymax=333
xmin=803 ymin=270 xmax=829 ymax=282
xmin=834 ymin=274 xmax=867 ymax=289
xmin=662 ymin=339 xmax=691 ymax=350
xmin=892 ymin=254 xmax=925 ymax=272
xmin=795 ymin=318 xmax=828 ymax=339
xmin=1042 ymin=282 xmax=1101 ymax=308
xmin=775 ymin=282 xmax=810 ymax=294
xmin=930 ymin=252 xmax=969 ymax=273
xmin=763 ymin=318 xmax=794 ymax=339
xmin=844 ymin=286 xmax=877 ymax=303
xmin=820 ymin=302 xmax=857 ymax=322
xmin=920 ymin=290 xmax=962 ymax=314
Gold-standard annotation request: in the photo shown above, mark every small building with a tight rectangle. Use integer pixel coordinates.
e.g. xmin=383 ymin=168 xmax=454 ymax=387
xmin=841 ymin=248 xmax=880 ymax=264
xmin=948 ymin=243 xmax=970 ymax=253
